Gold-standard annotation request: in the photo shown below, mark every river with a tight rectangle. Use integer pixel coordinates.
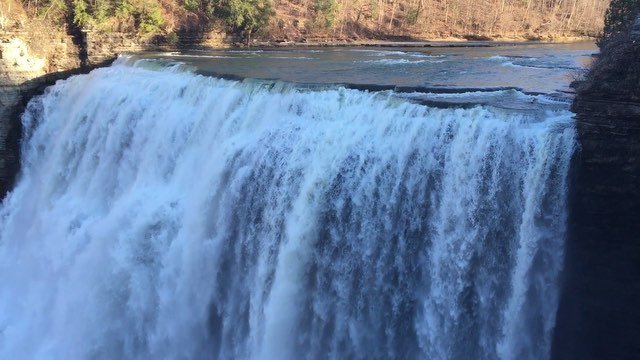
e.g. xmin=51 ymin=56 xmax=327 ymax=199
xmin=0 ymin=42 xmax=595 ymax=359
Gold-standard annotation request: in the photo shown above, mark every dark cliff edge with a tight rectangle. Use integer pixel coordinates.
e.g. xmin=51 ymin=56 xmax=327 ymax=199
xmin=552 ymin=30 xmax=640 ymax=359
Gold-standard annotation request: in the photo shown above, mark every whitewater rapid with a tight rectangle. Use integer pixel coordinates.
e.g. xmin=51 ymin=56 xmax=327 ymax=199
xmin=0 ymin=59 xmax=575 ymax=359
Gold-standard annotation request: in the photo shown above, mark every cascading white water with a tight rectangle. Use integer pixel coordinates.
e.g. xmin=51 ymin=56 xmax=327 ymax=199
xmin=0 ymin=59 xmax=575 ymax=359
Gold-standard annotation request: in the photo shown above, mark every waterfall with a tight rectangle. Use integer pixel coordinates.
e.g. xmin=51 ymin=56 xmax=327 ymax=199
xmin=0 ymin=60 xmax=575 ymax=359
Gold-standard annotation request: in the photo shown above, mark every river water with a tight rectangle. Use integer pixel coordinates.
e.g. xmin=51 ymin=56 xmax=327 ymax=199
xmin=0 ymin=42 xmax=594 ymax=359
xmin=149 ymin=42 xmax=594 ymax=92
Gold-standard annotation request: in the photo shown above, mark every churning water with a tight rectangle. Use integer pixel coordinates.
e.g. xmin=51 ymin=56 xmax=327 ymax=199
xmin=0 ymin=58 xmax=575 ymax=359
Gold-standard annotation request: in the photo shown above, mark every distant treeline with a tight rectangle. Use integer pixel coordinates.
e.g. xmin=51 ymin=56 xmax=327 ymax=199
xmin=17 ymin=0 xmax=272 ymax=41
xmin=13 ymin=0 xmax=613 ymax=41
xmin=273 ymin=0 xmax=611 ymax=40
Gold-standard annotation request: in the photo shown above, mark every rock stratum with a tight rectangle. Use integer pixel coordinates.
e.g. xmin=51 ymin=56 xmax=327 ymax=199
xmin=0 ymin=34 xmax=77 ymax=197
xmin=0 ymin=28 xmax=166 ymax=197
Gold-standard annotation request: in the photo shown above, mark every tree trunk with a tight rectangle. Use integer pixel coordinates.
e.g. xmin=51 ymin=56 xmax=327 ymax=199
xmin=389 ymin=0 xmax=397 ymax=29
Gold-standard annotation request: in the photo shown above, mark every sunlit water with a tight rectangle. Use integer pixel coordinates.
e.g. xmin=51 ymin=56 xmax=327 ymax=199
xmin=0 ymin=44 xmax=587 ymax=359
xmin=146 ymin=42 xmax=595 ymax=94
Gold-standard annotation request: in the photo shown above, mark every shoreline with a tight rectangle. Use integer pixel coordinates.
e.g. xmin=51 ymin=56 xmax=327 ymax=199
xmin=246 ymin=36 xmax=597 ymax=49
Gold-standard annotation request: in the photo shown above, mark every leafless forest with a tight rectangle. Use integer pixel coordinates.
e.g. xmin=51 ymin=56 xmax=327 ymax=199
xmin=2 ymin=0 xmax=610 ymax=41
xmin=269 ymin=0 xmax=611 ymax=40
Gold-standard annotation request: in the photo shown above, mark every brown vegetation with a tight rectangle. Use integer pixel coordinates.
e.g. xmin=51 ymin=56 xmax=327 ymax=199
xmin=267 ymin=0 xmax=611 ymax=42
xmin=3 ymin=0 xmax=611 ymax=44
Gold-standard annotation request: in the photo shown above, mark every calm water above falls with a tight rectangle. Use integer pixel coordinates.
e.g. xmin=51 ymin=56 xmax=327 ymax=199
xmin=0 ymin=44 xmax=587 ymax=359
xmin=146 ymin=41 xmax=596 ymax=94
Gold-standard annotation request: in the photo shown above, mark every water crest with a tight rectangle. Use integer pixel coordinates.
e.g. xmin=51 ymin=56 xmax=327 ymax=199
xmin=0 ymin=61 xmax=575 ymax=359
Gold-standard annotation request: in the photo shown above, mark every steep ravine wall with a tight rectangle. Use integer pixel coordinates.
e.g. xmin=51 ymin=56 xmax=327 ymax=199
xmin=0 ymin=34 xmax=74 ymax=198
xmin=552 ymin=94 xmax=640 ymax=358
xmin=0 ymin=30 xmax=144 ymax=198
xmin=0 ymin=28 xmax=186 ymax=199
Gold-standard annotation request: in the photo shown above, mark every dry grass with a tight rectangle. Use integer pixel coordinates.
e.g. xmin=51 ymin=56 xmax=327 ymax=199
xmin=0 ymin=0 xmax=28 ymax=30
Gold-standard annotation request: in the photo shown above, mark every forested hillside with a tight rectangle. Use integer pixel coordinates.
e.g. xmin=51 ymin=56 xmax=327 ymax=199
xmin=2 ymin=0 xmax=611 ymax=44
xmin=270 ymin=0 xmax=610 ymax=41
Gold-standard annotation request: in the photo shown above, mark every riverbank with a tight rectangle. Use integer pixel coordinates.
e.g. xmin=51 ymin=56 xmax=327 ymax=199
xmin=254 ymin=36 xmax=596 ymax=48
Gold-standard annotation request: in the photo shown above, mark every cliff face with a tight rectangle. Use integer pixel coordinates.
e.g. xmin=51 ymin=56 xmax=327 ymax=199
xmin=0 ymin=17 xmax=182 ymax=198
xmin=552 ymin=37 xmax=640 ymax=359
xmin=0 ymin=32 xmax=81 ymax=198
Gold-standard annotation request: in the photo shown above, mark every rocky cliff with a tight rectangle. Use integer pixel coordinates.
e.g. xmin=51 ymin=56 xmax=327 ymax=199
xmin=0 ymin=31 xmax=81 ymax=198
xmin=0 ymin=27 xmax=155 ymax=198
xmin=0 ymin=26 xmax=159 ymax=199
xmin=552 ymin=32 xmax=640 ymax=360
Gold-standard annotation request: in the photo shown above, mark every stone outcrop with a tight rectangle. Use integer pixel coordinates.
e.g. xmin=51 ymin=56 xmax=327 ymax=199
xmin=0 ymin=19 xmax=225 ymax=199
xmin=83 ymin=31 xmax=147 ymax=65
xmin=83 ymin=30 xmax=231 ymax=65
xmin=0 ymin=38 xmax=40 ymax=197
xmin=0 ymin=33 xmax=81 ymax=198
xmin=0 ymin=27 xmax=210 ymax=199
xmin=552 ymin=36 xmax=640 ymax=360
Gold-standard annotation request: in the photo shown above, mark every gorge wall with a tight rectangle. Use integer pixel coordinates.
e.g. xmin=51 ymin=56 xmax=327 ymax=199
xmin=0 ymin=31 xmax=79 ymax=198
xmin=552 ymin=33 xmax=640 ymax=359
xmin=0 ymin=28 xmax=176 ymax=198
